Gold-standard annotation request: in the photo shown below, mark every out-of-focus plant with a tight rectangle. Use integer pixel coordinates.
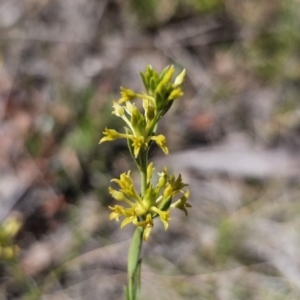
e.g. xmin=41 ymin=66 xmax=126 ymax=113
xmin=0 ymin=216 xmax=22 ymax=260
xmin=99 ymin=65 xmax=191 ymax=300
xmin=130 ymin=0 xmax=223 ymax=27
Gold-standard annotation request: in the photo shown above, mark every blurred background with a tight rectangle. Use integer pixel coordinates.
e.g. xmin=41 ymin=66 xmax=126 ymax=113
xmin=1 ymin=0 xmax=300 ymax=299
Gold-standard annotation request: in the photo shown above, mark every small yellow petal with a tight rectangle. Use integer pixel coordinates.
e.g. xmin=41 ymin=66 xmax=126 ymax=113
xmin=151 ymin=135 xmax=169 ymax=155
xmin=174 ymin=69 xmax=186 ymax=86
xmin=109 ymin=187 xmax=125 ymax=201
xmin=121 ymin=216 xmax=136 ymax=229
xmin=168 ymin=88 xmax=183 ymax=101
xmin=147 ymin=162 xmax=155 ymax=183
xmin=143 ymin=224 xmax=152 ymax=241
xmin=132 ymin=136 xmax=144 ymax=158
xmin=99 ymin=128 xmax=121 ymax=144
xmin=119 ymin=87 xmax=136 ymax=103
xmin=150 ymin=207 xmax=171 ymax=231
xmin=112 ymin=101 xmax=125 ymax=117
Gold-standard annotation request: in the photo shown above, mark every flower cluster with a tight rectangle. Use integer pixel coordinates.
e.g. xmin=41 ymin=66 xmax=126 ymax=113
xmin=99 ymin=65 xmax=186 ymax=158
xmin=99 ymin=65 xmax=191 ymax=240
xmin=109 ymin=164 xmax=191 ymax=240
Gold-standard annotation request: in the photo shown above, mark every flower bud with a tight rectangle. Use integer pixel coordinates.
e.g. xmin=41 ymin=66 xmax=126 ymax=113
xmin=174 ymin=69 xmax=186 ymax=86
xmin=163 ymin=183 xmax=173 ymax=199
xmin=109 ymin=187 xmax=125 ymax=201
xmin=146 ymin=105 xmax=155 ymax=121
xmin=119 ymin=87 xmax=136 ymax=103
xmin=112 ymin=101 xmax=124 ymax=117
xmin=131 ymin=107 xmax=141 ymax=127
xmin=147 ymin=162 xmax=155 ymax=183
xmin=161 ymin=65 xmax=174 ymax=85
xmin=168 ymin=88 xmax=183 ymax=101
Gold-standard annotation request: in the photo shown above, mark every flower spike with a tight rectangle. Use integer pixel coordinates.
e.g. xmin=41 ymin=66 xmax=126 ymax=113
xmin=99 ymin=65 xmax=190 ymax=240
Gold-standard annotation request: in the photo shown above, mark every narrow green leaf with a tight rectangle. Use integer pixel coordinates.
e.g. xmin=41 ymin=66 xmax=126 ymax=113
xmin=140 ymin=72 xmax=148 ymax=92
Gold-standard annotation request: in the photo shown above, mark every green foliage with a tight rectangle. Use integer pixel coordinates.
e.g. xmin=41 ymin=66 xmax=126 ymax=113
xmin=26 ymin=132 xmax=44 ymax=157
xmin=245 ymin=0 xmax=300 ymax=81
xmin=183 ymin=0 xmax=223 ymax=13
xmin=64 ymin=118 xmax=99 ymax=154
xmin=129 ymin=0 xmax=223 ymax=28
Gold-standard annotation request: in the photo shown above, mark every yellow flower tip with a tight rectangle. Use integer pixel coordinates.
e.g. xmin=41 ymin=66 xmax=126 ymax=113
xmin=119 ymin=87 xmax=136 ymax=103
xmin=125 ymin=101 xmax=134 ymax=114
xmin=174 ymin=69 xmax=186 ymax=86
xmin=163 ymin=65 xmax=175 ymax=83
xmin=132 ymin=136 xmax=145 ymax=158
xmin=99 ymin=128 xmax=121 ymax=144
xmin=184 ymin=189 xmax=190 ymax=199
xmin=121 ymin=216 xmax=136 ymax=229
xmin=143 ymin=224 xmax=152 ymax=241
xmin=168 ymin=88 xmax=184 ymax=101
xmin=170 ymin=190 xmax=191 ymax=216
xmin=108 ymin=205 xmax=126 ymax=221
xmin=151 ymin=134 xmax=169 ymax=155
xmin=108 ymin=187 xmax=125 ymax=201
xmin=163 ymin=183 xmax=173 ymax=199
xmin=147 ymin=162 xmax=155 ymax=182
xmin=109 ymin=211 xmax=120 ymax=221
xmin=150 ymin=207 xmax=171 ymax=231
xmin=137 ymin=214 xmax=153 ymax=240
xmin=112 ymin=101 xmax=124 ymax=117
xmin=158 ymin=210 xmax=171 ymax=231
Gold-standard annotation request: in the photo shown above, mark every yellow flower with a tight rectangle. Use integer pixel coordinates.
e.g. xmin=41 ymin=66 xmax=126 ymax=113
xmin=167 ymin=87 xmax=184 ymax=101
xmin=108 ymin=164 xmax=190 ymax=240
xmin=131 ymin=136 xmax=145 ymax=157
xmin=111 ymin=171 xmax=136 ymax=198
xmin=124 ymin=101 xmax=135 ymax=115
xmin=112 ymin=101 xmax=136 ymax=134
xmin=150 ymin=134 xmax=169 ymax=154
xmin=108 ymin=187 xmax=135 ymax=206
xmin=134 ymin=214 xmax=153 ymax=241
xmin=150 ymin=207 xmax=171 ymax=230
xmin=109 ymin=205 xmax=126 ymax=221
xmin=146 ymin=162 xmax=155 ymax=184
xmin=121 ymin=214 xmax=138 ymax=229
xmin=156 ymin=167 xmax=168 ymax=191
xmin=112 ymin=101 xmax=124 ymax=117
xmin=171 ymin=190 xmax=191 ymax=216
xmin=99 ymin=128 xmax=121 ymax=143
xmin=163 ymin=183 xmax=173 ymax=199
xmin=169 ymin=173 xmax=189 ymax=191
xmin=143 ymin=223 xmax=153 ymax=241
xmin=119 ymin=87 xmax=136 ymax=103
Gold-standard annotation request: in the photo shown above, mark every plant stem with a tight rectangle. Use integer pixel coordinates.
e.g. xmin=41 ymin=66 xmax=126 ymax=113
xmin=140 ymin=150 xmax=148 ymax=197
xmin=127 ymin=226 xmax=144 ymax=300
xmin=126 ymin=150 xmax=148 ymax=300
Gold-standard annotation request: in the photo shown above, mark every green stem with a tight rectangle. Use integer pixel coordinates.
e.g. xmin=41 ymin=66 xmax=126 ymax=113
xmin=127 ymin=226 xmax=144 ymax=300
xmin=126 ymin=150 xmax=148 ymax=300
xmin=140 ymin=168 xmax=147 ymax=198
xmin=140 ymin=149 xmax=148 ymax=197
